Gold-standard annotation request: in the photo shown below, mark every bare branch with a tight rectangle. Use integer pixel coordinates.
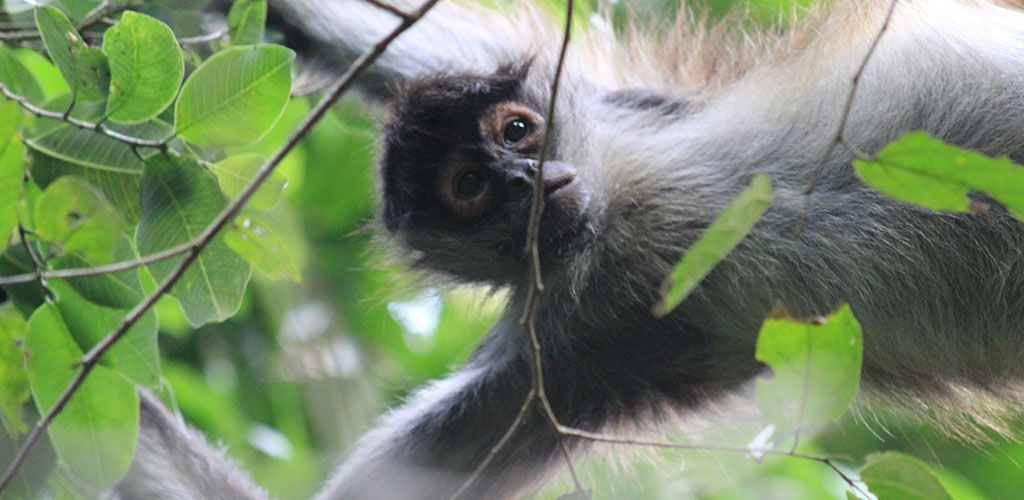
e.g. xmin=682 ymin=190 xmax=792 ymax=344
xmin=361 ymin=0 xmax=415 ymax=20
xmin=795 ymin=0 xmax=897 ymax=234
xmin=450 ymin=2 xmax=579 ymax=498
xmin=77 ymin=1 xmax=112 ymax=31
xmin=518 ymin=0 xmax=585 ymax=495
xmin=0 ymin=1 xmax=116 ymax=41
xmin=0 ymin=241 xmax=197 ymax=286
xmin=448 ymin=390 xmax=537 ymax=500
xmin=555 ymin=427 xmax=869 ymax=498
xmin=177 ymin=28 xmax=228 ymax=46
xmin=0 ymin=82 xmax=169 ymax=149
xmin=0 ymin=0 xmax=444 ymax=491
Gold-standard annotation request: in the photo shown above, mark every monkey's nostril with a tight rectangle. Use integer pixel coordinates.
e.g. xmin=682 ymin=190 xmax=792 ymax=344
xmin=508 ymin=175 xmax=528 ymax=189
xmin=544 ymin=171 xmax=577 ymax=195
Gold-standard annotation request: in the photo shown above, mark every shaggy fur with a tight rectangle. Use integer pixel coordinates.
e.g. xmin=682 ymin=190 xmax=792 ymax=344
xmin=116 ymin=1 xmax=1024 ymax=499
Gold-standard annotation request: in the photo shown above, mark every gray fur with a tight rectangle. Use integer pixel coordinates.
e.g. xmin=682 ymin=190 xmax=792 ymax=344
xmin=116 ymin=1 xmax=1024 ymax=499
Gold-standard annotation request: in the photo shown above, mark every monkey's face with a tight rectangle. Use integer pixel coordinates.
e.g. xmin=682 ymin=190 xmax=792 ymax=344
xmin=379 ymin=72 xmax=593 ymax=284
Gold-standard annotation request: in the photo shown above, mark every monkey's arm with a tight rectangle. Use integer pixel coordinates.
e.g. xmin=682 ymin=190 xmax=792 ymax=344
xmin=113 ymin=390 xmax=271 ymax=500
xmin=312 ymin=315 xmax=556 ymax=500
xmin=271 ymin=0 xmax=536 ymax=98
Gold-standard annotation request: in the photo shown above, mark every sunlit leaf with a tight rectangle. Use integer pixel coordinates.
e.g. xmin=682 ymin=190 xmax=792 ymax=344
xmin=33 ymin=176 xmax=125 ymax=262
xmin=0 ymin=304 xmax=30 ymax=434
xmin=861 ymin=452 xmax=954 ymax=500
xmin=174 ymin=44 xmax=294 ymax=147
xmin=855 ymin=132 xmax=1024 ymax=220
xmin=0 ymin=101 xmax=25 ymax=252
xmin=35 ymin=6 xmax=110 ymax=102
xmin=654 ymin=174 xmax=771 ymax=316
xmin=136 ymin=153 xmax=252 ymax=326
xmin=102 ymin=11 xmax=184 ymax=123
xmin=24 ymin=303 xmax=138 ymax=490
xmin=13 ymin=47 xmax=69 ymax=99
xmin=225 ymin=213 xmax=301 ymax=282
xmin=0 ymin=43 xmax=45 ymax=104
xmin=211 ymin=153 xmax=285 ymax=210
xmin=49 ymin=280 xmax=159 ymax=388
xmin=227 ymin=0 xmax=267 ymax=45
xmin=754 ymin=305 xmax=862 ymax=436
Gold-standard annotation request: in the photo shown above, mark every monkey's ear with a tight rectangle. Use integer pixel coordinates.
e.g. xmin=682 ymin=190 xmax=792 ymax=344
xmin=602 ymin=88 xmax=698 ymax=116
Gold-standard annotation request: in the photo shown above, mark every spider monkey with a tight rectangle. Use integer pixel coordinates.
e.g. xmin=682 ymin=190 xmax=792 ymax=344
xmin=114 ymin=0 xmax=1024 ymax=498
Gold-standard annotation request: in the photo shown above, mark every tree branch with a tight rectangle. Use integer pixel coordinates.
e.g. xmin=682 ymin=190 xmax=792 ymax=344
xmin=0 ymin=0 xmax=444 ymax=492
xmin=0 ymin=241 xmax=196 ymax=286
xmin=451 ymin=1 xmax=584 ymax=498
xmin=795 ymin=0 xmax=897 ymax=234
xmin=0 ymin=82 xmax=170 ymax=149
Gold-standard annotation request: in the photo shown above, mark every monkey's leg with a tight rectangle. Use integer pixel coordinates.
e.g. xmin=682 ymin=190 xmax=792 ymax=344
xmin=113 ymin=390 xmax=271 ymax=500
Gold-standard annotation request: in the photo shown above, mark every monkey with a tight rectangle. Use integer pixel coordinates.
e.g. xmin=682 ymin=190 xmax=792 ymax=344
xmin=112 ymin=0 xmax=1024 ymax=498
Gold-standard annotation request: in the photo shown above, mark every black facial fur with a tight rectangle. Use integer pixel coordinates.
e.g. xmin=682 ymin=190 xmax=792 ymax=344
xmin=377 ymin=64 xmax=593 ymax=283
xmin=380 ymin=65 xmax=527 ymax=232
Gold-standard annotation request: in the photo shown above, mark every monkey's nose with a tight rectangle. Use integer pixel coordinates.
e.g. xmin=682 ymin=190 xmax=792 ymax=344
xmin=540 ymin=161 xmax=577 ymax=195
xmin=507 ymin=160 xmax=577 ymax=194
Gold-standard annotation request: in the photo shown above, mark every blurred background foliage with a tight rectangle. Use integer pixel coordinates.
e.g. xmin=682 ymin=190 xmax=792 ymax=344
xmin=1 ymin=0 xmax=1023 ymax=498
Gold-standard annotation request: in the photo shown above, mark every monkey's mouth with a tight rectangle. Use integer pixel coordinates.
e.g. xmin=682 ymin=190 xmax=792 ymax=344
xmin=537 ymin=178 xmax=593 ymax=252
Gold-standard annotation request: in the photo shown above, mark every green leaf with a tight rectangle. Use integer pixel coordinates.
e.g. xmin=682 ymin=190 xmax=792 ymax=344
xmin=33 ymin=176 xmax=125 ymax=262
xmin=0 ymin=42 xmax=45 ymax=104
xmin=25 ymin=121 xmax=174 ymax=222
xmin=53 ymin=236 xmax=145 ymax=309
xmin=210 ymin=153 xmax=285 ymax=210
xmin=136 ymin=153 xmax=252 ymax=326
xmin=754 ymin=305 xmax=863 ymax=436
xmin=861 ymin=452 xmax=954 ymax=500
xmin=225 ymin=213 xmax=302 ymax=282
xmin=174 ymin=44 xmax=294 ymax=147
xmin=0 ymin=101 xmax=25 ymax=252
xmin=35 ymin=6 xmax=110 ymax=102
xmin=14 ymin=47 xmax=69 ymax=99
xmin=24 ymin=303 xmax=138 ymax=490
xmin=654 ymin=174 xmax=771 ymax=316
xmin=227 ymin=0 xmax=267 ymax=45
xmin=102 ymin=11 xmax=184 ymax=123
xmin=0 ymin=304 xmax=30 ymax=434
xmin=855 ymin=132 xmax=1024 ymax=219
xmin=49 ymin=280 xmax=159 ymax=387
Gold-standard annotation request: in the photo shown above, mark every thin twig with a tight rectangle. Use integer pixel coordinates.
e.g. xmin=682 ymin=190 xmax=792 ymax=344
xmin=16 ymin=226 xmax=51 ymax=299
xmin=555 ymin=427 xmax=870 ymax=498
xmin=77 ymin=1 xmax=112 ymax=31
xmin=0 ymin=31 xmax=38 ymax=41
xmin=362 ymin=0 xmax=415 ymax=20
xmin=0 ymin=241 xmax=197 ymax=286
xmin=177 ymin=27 xmax=228 ymax=45
xmin=450 ymin=3 xmax=578 ymax=499
xmin=0 ymin=1 xmax=113 ymax=41
xmin=0 ymin=0 xmax=443 ymax=491
xmin=0 ymin=82 xmax=169 ymax=149
xmin=795 ymin=0 xmax=897 ymax=234
xmin=448 ymin=390 xmax=537 ymax=500
xmin=517 ymin=0 xmax=584 ymax=496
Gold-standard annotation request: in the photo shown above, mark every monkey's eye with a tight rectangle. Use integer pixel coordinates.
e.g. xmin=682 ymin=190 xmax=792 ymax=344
xmin=454 ymin=170 xmax=487 ymax=200
xmin=502 ymin=118 xmax=531 ymax=146
xmin=438 ymin=157 xmax=492 ymax=218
